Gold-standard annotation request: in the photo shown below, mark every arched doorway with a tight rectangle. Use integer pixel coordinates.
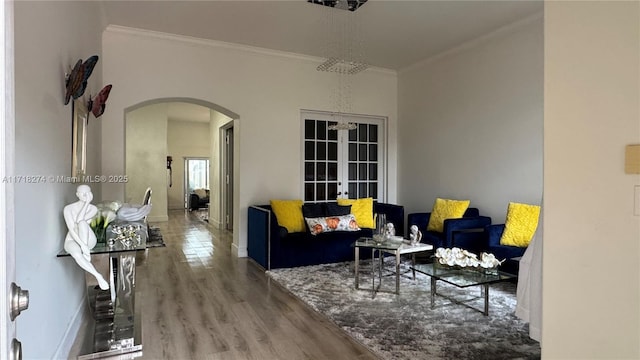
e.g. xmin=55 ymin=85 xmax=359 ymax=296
xmin=123 ymin=98 xmax=238 ymax=230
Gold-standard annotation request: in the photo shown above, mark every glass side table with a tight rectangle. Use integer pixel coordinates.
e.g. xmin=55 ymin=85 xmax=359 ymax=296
xmin=353 ymin=237 xmax=403 ymax=298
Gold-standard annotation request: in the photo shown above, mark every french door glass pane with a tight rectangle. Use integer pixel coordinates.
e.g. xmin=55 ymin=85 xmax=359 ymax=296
xmin=328 ymin=162 xmax=338 ymax=181
xmin=359 ymin=183 xmax=367 ymax=198
xmin=317 ymin=142 xmax=326 ymax=160
xmin=349 ymin=143 xmax=357 ymax=161
xmin=369 ymin=164 xmax=378 ymax=180
xmin=348 ymin=183 xmax=357 ymax=199
xmin=369 ymin=183 xmax=378 ymax=199
xmin=317 ymin=163 xmax=326 ymax=181
xmin=369 ymin=144 xmax=378 ymax=161
xmin=317 ymin=121 xmax=326 ymax=140
xmin=328 ymin=142 xmax=337 ymax=160
xmin=305 ymin=162 xmax=314 ymax=181
xmin=349 ymin=128 xmax=357 ymax=142
xmin=305 ymin=121 xmax=315 ymax=139
xmin=328 ymin=183 xmax=338 ymax=199
xmin=348 ymin=163 xmax=357 ymax=180
xmin=317 ymin=183 xmax=326 ymax=201
xmin=358 ymin=124 xmax=367 ymax=142
xmin=305 ymin=183 xmax=314 ymax=202
xmin=369 ymin=124 xmax=378 ymax=142
xmin=359 ymin=144 xmax=367 ymax=161
xmin=305 ymin=141 xmax=314 ymax=160
xmin=358 ymin=163 xmax=367 ymax=180
xmin=328 ymin=123 xmax=338 ymax=141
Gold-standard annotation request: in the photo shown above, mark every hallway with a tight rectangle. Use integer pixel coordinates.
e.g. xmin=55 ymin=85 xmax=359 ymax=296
xmin=71 ymin=210 xmax=376 ymax=359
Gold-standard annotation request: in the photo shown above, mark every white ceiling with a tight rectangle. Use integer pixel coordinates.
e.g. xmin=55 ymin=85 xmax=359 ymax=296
xmin=101 ymin=0 xmax=543 ymax=71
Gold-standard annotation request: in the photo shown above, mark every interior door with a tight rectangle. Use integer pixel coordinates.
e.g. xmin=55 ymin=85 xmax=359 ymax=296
xmin=2 ymin=3 xmax=27 ymax=359
xmin=301 ymin=111 xmax=385 ymax=202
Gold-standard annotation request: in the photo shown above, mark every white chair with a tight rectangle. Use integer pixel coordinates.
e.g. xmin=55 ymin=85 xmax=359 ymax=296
xmin=142 ymin=187 xmax=152 ymax=206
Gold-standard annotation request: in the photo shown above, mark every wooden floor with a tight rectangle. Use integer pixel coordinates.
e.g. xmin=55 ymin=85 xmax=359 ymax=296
xmin=70 ymin=210 xmax=378 ymax=360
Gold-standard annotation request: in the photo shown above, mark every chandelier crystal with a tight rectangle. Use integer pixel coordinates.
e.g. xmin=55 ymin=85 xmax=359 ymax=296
xmin=312 ymin=0 xmax=368 ymax=130
xmin=327 ymin=121 xmax=357 ymax=131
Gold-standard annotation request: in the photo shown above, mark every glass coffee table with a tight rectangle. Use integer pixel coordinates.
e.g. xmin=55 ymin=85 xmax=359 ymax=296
xmin=354 ymin=237 xmax=433 ymax=298
xmin=411 ymin=263 xmax=515 ymax=315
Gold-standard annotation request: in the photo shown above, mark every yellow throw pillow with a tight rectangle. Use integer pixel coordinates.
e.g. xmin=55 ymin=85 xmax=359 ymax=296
xmin=426 ymin=198 xmax=470 ymax=233
xmin=500 ymin=202 xmax=541 ymax=247
xmin=270 ymin=200 xmax=305 ymax=233
xmin=337 ymin=197 xmax=375 ymax=229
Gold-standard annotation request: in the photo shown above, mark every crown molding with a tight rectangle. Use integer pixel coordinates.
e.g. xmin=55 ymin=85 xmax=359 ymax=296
xmin=104 ymin=25 xmax=396 ymax=76
xmin=399 ymin=11 xmax=543 ymax=75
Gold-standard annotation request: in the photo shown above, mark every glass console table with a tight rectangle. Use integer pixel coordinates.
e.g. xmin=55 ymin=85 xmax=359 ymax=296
xmin=57 ymin=221 xmax=148 ymax=359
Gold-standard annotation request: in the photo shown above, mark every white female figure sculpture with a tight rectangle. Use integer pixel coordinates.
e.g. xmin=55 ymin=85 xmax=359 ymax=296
xmin=63 ymin=185 xmax=109 ymax=290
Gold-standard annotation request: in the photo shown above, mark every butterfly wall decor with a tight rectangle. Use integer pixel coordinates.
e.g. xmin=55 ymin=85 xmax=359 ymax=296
xmin=88 ymin=84 xmax=112 ymax=118
xmin=64 ymin=55 xmax=98 ymax=105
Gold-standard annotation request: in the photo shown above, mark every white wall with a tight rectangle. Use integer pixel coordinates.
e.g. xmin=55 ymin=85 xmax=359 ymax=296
xmin=397 ymin=16 xmax=543 ymax=221
xmin=125 ymin=104 xmax=169 ymax=221
xmin=167 ymin=119 xmax=211 ymax=210
xmin=101 ymin=27 xmax=397 ymax=256
xmin=13 ymin=1 xmax=104 ymax=358
xmin=544 ymin=2 xmax=640 ymax=358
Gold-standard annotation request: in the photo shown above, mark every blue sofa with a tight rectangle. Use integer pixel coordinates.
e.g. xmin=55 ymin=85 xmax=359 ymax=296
xmin=248 ymin=202 xmax=404 ymax=270
xmin=407 ymin=208 xmax=491 ymax=253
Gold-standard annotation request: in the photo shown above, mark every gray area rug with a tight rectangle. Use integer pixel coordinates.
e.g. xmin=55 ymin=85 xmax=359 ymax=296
xmin=146 ymin=226 xmax=165 ymax=248
xmin=267 ymin=261 xmax=540 ymax=360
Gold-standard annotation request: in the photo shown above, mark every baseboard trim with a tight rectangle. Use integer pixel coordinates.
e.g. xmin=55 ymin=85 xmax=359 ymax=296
xmin=148 ymin=215 xmax=169 ymax=222
xmin=232 ymin=243 xmax=248 ymax=258
xmin=210 ymin=218 xmax=223 ymax=228
xmin=53 ymin=296 xmax=88 ymax=359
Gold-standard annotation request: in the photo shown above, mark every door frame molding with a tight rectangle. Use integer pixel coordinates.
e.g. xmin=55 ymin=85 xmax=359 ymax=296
xmin=220 ymin=122 xmax=234 ymax=231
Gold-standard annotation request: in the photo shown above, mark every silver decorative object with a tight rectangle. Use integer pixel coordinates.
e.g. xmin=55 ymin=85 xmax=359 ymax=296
xmin=110 ymin=224 xmax=142 ymax=248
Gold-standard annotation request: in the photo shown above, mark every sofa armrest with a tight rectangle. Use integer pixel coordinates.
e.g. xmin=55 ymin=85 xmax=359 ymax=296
xmin=248 ymin=206 xmax=271 ymax=269
xmin=443 ymin=216 xmax=492 ymax=235
xmin=443 ymin=216 xmax=492 ymax=249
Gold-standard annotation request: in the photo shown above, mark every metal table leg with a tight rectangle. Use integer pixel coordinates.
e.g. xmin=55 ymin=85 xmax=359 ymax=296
xmin=354 ymin=246 xmax=360 ymax=290
xmin=483 ymin=284 xmax=489 ymax=316
xmin=430 ymin=277 xmax=436 ymax=309
xmin=372 ymin=249 xmax=376 ymax=298
xmin=411 ymin=254 xmax=416 ymax=280
xmin=395 ymin=252 xmax=400 ymax=294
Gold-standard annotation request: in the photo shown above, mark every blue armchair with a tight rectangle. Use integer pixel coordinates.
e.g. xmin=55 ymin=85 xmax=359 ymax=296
xmin=407 ymin=208 xmax=491 ymax=253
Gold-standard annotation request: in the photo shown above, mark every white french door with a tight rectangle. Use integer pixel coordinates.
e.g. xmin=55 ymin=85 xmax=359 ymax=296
xmin=301 ymin=111 xmax=385 ymax=202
